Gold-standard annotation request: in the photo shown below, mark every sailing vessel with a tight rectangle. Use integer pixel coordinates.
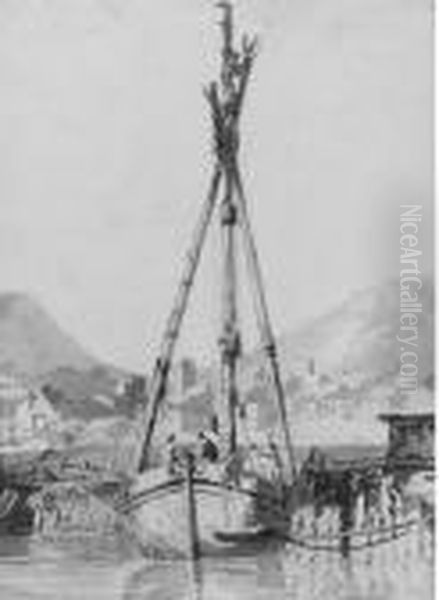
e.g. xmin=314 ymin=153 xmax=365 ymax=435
xmin=119 ymin=3 xmax=295 ymax=559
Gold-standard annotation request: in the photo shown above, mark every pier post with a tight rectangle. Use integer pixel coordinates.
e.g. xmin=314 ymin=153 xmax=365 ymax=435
xmin=339 ymin=470 xmax=355 ymax=557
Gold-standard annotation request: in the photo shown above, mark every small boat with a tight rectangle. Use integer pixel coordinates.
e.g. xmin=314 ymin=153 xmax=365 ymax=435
xmin=120 ymin=3 xmax=296 ymax=559
xmin=0 ymin=488 xmax=34 ymax=535
xmin=0 ymin=443 xmax=51 ymax=535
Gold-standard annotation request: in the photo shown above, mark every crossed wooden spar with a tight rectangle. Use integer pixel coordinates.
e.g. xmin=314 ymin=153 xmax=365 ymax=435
xmin=137 ymin=3 xmax=296 ymax=482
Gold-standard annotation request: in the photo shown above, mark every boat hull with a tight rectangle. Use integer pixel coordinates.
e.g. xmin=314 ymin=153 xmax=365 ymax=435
xmin=119 ymin=469 xmax=284 ymax=558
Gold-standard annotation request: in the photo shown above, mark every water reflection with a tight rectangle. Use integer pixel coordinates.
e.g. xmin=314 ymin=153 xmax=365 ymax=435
xmin=123 ymin=551 xmax=289 ymax=600
xmin=0 ymin=524 xmax=433 ymax=600
xmin=122 ymin=525 xmax=433 ymax=600
xmin=0 ymin=535 xmax=31 ymax=559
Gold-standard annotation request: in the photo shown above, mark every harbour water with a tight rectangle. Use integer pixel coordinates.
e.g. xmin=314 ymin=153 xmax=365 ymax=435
xmin=0 ymin=523 xmax=433 ymax=600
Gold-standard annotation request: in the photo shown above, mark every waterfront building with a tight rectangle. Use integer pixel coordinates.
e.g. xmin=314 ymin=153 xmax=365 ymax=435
xmin=0 ymin=373 xmax=58 ymax=446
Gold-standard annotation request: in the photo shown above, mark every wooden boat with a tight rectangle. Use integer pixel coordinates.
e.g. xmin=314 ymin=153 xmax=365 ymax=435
xmin=0 ymin=488 xmax=34 ymax=535
xmin=119 ymin=458 xmax=291 ymax=558
xmin=120 ymin=3 xmax=295 ymax=559
xmin=120 ymin=468 xmax=254 ymax=557
xmin=0 ymin=444 xmax=51 ymax=535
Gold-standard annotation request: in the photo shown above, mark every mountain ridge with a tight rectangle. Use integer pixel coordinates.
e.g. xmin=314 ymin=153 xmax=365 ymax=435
xmin=0 ymin=292 xmax=97 ymax=378
xmin=277 ymin=276 xmax=434 ymax=381
xmin=0 ymin=278 xmax=433 ymax=424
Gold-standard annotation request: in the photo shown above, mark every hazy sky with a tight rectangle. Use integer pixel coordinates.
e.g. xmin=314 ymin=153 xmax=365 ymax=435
xmin=0 ymin=0 xmax=433 ymax=370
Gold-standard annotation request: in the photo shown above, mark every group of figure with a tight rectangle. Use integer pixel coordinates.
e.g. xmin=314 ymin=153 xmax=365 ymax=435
xmin=165 ymin=428 xmax=286 ymax=492
xmin=165 ymin=429 xmax=220 ymax=478
xmin=293 ymin=447 xmax=407 ymax=547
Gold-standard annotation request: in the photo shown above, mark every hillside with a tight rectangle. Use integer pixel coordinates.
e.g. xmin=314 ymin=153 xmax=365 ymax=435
xmin=0 ymin=293 xmax=136 ymax=421
xmin=0 ymin=293 xmax=96 ymax=377
xmin=277 ymin=277 xmax=434 ymax=382
xmin=0 ymin=279 xmax=432 ymax=431
xmin=235 ymin=278 xmax=434 ymax=446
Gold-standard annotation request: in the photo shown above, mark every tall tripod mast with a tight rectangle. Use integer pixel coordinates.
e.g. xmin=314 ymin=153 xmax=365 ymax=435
xmin=137 ymin=3 xmax=295 ymax=480
xmin=217 ymin=2 xmax=242 ymax=455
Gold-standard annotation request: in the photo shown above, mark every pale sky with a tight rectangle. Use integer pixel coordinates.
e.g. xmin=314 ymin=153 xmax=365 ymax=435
xmin=0 ymin=0 xmax=433 ymax=371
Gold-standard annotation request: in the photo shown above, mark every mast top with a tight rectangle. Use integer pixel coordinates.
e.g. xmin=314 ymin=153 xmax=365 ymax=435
xmin=216 ymin=2 xmax=257 ymax=97
xmin=205 ymin=3 xmax=257 ymax=169
xmin=218 ymin=1 xmax=234 ymax=56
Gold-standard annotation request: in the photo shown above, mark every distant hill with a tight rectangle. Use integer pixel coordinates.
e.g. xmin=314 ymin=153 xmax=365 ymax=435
xmin=277 ymin=277 xmax=434 ymax=383
xmin=0 ymin=293 xmax=96 ymax=378
xmin=39 ymin=363 xmax=146 ymax=421
xmin=237 ymin=277 xmax=433 ymax=390
xmin=235 ymin=278 xmax=434 ymax=445
xmin=0 ymin=293 xmax=140 ymax=421
xmin=0 ymin=279 xmax=432 ymax=428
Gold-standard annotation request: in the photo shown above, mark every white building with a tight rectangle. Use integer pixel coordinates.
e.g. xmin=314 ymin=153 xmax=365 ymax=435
xmin=0 ymin=374 xmax=58 ymax=447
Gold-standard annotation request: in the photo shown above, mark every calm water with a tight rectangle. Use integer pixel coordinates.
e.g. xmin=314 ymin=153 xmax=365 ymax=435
xmin=0 ymin=527 xmax=433 ymax=600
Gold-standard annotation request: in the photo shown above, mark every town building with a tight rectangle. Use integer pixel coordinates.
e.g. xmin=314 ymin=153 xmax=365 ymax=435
xmin=0 ymin=374 xmax=58 ymax=447
xmin=378 ymin=388 xmax=434 ymax=472
xmin=165 ymin=380 xmax=216 ymax=436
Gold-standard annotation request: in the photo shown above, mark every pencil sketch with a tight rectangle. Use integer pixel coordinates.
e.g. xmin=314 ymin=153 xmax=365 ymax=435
xmin=0 ymin=1 xmax=433 ymax=599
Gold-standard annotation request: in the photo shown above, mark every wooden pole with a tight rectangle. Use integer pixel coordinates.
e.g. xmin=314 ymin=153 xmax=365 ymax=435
xmin=216 ymin=1 xmax=241 ymax=458
xmin=339 ymin=470 xmax=355 ymax=557
xmin=232 ymin=163 xmax=296 ymax=482
xmin=137 ymin=165 xmax=222 ymax=473
xmin=185 ymin=452 xmax=201 ymax=560
xmin=219 ymin=170 xmax=240 ymax=456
